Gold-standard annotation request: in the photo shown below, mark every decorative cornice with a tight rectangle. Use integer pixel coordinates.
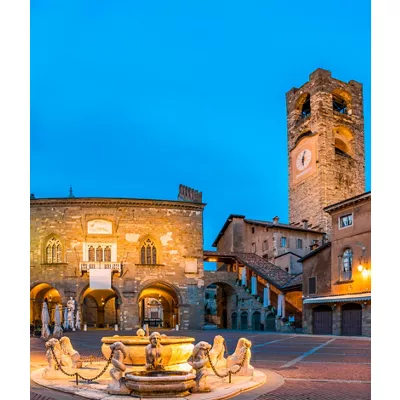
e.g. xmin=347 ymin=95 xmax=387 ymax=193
xmin=30 ymin=197 xmax=206 ymax=211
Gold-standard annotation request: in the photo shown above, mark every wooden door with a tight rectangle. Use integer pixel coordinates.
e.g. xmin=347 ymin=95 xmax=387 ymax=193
xmin=252 ymin=311 xmax=261 ymax=330
xmin=231 ymin=313 xmax=238 ymax=330
xmin=341 ymin=303 xmax=362 ymax=336
xmin=313 ymin=305 xmax=333 ymax=335
xmin=240 ymin=312 xmax=248 ymax=330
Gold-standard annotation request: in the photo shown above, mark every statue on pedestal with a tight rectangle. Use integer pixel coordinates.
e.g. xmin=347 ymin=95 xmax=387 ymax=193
xmin=67 ymin=297 xmax=75 ymax=331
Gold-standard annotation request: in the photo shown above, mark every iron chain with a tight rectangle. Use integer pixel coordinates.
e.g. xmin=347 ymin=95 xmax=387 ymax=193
xmin=50 ymin=346 xmax=115 ymax=382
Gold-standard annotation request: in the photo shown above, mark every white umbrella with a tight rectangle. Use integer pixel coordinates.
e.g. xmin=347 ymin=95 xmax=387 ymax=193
xmin=63 ymin=306 xmax=69 ymax=330
xmin=75 ymin=309 xmax=81 ymax=330
xmin=53 ymin=304 xmax=63 ymax=338
xmin=41 ymin=301 xmax=51 ymax=339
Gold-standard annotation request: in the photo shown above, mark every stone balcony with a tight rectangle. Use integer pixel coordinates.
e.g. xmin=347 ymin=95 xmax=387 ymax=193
xmin=79 ymin=262 xmax=121 ymax=275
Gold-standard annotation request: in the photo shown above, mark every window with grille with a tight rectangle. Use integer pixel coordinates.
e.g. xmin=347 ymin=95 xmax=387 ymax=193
xmin=309 ymin=277 xmax=316 ymax=295
xmin=141 ymin=238 xmax=157 ymax=264
xmin=297 ymin=239 xmax=303 ymax=249
xmin=46 ymin=237 xmax=63 ymax=263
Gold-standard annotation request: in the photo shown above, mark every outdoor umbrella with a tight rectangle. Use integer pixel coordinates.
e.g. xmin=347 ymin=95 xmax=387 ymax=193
xmin=75 ymin=309 xmax=81 ymax=330
xmin=41 ymin=301 xmax=51 ymax=339
xmin=53 ymin=304 xmax=63 ymax=338
xmin=63 ymin=306 xmax=69 ymax=330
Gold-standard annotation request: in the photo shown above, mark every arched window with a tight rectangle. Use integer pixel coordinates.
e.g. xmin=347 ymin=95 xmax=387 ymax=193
xmin=141 ymin=239 xmax=157 ymax=265
xmin=104 ymin=246 xmax=111 ymax=262
xmin=46 ymin=238 xmax=63 ymax=263
xmin=296 ymin=93 xmax=311 ymax=120
xmin=342 ymin=248 xmax=353 ymax=281
xmin=332 ymin=94 xmax=348 ymax=114
xmin=88 ymin=246 xmax=95 ymax=262
xmin=96 ymin=246 xmax=103 ymax=262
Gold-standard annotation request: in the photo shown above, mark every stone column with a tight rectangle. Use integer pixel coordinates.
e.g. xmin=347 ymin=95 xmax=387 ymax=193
xmin=251 ymin=275 xmax=257 ymax=295
xmin=120 ymin=298 xmax=139 ymax=330
xmin=241 ymin=267 xmax=247 ymax=286
xmin=263 ymin=284 xmax=270 ymax=307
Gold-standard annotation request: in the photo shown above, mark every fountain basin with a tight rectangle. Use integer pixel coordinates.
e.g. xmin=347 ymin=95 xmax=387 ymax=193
xmin=101 ymin=335 xmax=195 ymax=367
xmin=125 ymin=370 xmax=196 ymax=398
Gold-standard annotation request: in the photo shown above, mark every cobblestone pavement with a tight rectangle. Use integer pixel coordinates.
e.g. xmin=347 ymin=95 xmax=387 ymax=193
xmin=30 ymin=329 xmax=371 ymax=399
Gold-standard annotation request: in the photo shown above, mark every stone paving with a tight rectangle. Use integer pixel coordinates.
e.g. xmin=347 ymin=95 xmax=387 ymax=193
xmin=30 ymin=329 xmax=371 ymax=400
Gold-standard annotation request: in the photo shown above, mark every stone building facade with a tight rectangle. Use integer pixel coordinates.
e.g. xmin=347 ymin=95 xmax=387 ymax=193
xmin=300 ymin=192 xmax=371 ymax=336
xmin=30 ymin=185 xmax=206 ymax=330
xmin=286 ymin=68 xmax=366 ymax=237
xmin=213 ymin=214 xmax=324 ymax=274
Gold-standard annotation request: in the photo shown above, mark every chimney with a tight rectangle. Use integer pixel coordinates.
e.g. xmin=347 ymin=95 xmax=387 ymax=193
xmin=273 ymin=216 xmax=279 ymax=225
xmin=302 ymin=219 xmax=308 ymax=229
xmin=178 ymin=184 xmax=202 ymax=203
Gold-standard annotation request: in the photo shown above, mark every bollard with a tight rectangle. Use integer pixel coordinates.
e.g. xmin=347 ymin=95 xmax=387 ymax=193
xmin=83 ymin=324 xmax=87 ymax=332
xmin=114 ymin=324 xmax=118 ymax=331
xmin=175 ymin=324 xmax=179 ymax=331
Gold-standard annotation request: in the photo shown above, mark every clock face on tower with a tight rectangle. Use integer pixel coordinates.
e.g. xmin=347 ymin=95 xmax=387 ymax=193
xmin=291 ymin=136 xmax=317 ymax=185
xmin=296 ymin=149 xmax=312 ymax=171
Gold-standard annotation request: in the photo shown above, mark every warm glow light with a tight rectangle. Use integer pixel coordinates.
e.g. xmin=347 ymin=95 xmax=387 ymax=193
xmin=362 ymin=269 xmax=369 ymax=278
xmin=358 ymin=264 xmax=364 ymax=272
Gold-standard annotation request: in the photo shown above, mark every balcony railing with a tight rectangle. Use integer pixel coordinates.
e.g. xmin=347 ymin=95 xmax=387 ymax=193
xmin=79 ymin=262 xmax=121 ymax=274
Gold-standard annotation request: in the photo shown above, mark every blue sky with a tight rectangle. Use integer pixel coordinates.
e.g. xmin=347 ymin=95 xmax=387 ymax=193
xmin=31 ymin=1 xmax=371 ymax=250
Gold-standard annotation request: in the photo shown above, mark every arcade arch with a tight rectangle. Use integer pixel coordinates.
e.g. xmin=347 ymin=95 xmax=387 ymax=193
xmin=137 ymin=282 xmax=180 ymax=329
xmin=30 ymin=283 xmax=62 ymax=324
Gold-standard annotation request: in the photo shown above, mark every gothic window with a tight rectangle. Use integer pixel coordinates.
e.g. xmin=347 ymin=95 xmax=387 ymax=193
xmin=46 ymin=238 xmax=63 ymax=263
xmin=140 ymin=239 xmax=157 ymax=264
xmin=104 ymin=246 xmax=111 ymax=262
xmin=96 ymin=246 xmax=103 ymax=262
xmin=88 ymin=246 xmax=95 ymax=262
xmin=342 ymin=248 xmax=353 ymax=281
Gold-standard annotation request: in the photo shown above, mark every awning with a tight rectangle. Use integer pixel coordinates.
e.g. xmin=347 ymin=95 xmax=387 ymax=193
xmin=303 ymin=292 xmax=371 ymax=304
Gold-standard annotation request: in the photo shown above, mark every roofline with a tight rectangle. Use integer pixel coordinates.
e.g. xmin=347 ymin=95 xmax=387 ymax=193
xmin=30 ymin=197 xmax=206 ymax=210
xmin=297 ymin=242 xmax=332 ymax=262
xmin=274 ymin=251 xmax=301 ymax=260
xmin=212 ymin=214 xmax=245 ymax=247
xmin=324 ymin=192 xmax=371 ymax=213
xmin=244 ymin=219 xmax=325 ymax=234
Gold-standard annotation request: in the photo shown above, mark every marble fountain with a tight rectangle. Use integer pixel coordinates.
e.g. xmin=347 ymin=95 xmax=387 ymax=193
xmin=30 ymin=329 xmax=283 ymax=399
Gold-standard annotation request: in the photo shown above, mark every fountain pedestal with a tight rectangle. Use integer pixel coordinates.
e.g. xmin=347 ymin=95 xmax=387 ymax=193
xmin=125 ymin=370 xmax=196 ymax=398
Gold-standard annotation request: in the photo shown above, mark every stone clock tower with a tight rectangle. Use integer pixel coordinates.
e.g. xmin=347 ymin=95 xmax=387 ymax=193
xmin=286 ymin=69 xmax=365 ymax=236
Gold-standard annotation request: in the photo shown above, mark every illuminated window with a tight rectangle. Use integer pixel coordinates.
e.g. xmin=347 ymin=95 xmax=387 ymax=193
xmin=141 ymin=239 xmax=157 ymax=264
xmin=46 ymin=238 xmax=63 ymax=263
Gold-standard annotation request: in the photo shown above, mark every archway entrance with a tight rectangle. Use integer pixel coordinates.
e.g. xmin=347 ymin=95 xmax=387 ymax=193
xmin=81 ymin=287 xmax=120 ymax=328
xmin=30 ymin=283 xmax=62 ymax=326
xmin=138 ymin=282 xmax=179 ymax=329
xmin=204 ymin=282 xmax=236 ymax=329
xmin=252 ymin=311 xmax=261 ymax=330
xmin=265 ymin=313 xmax=276 ymax=331
xmin=341 ymin=303 xmax=362 ymax=336
xmin=240 ymin=312 xmax=248 ymax=330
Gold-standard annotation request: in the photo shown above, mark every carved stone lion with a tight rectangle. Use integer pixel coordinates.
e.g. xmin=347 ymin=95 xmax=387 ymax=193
xmin=206 ymin=335 xmax=227 ymax=368
xmin=226 ymin=338 xmax=254 ymax=376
